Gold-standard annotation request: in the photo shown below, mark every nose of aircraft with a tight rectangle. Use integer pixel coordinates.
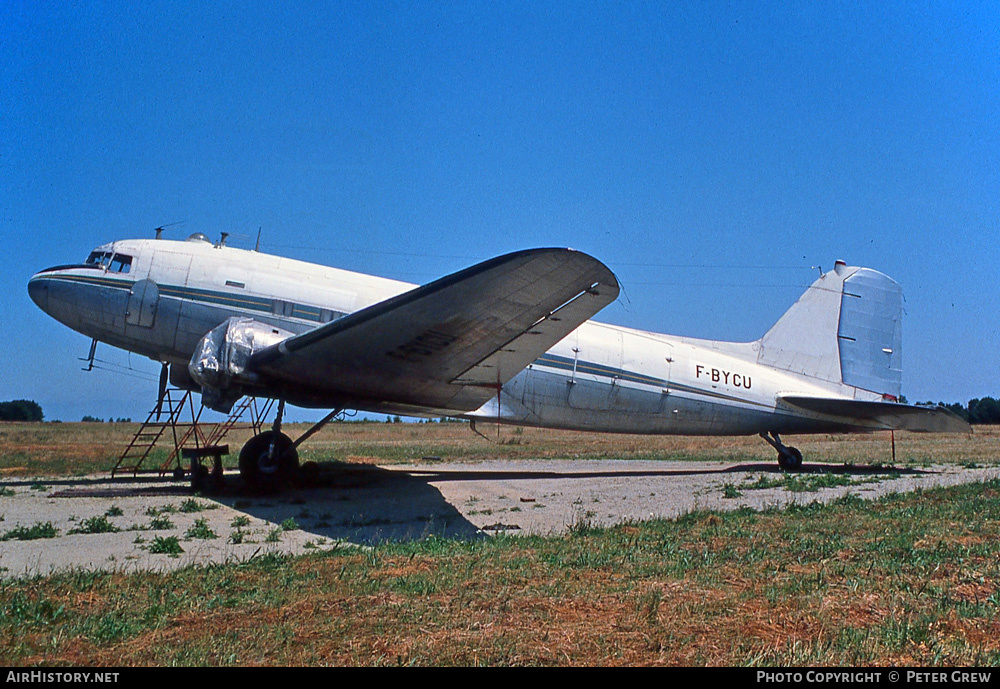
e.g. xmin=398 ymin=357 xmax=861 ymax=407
xmin=27 ymin=274 xmax=49 ymax=311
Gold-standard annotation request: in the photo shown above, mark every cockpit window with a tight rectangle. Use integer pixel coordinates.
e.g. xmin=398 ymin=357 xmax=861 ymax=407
xmin=83 ymin=251 xmax=132 ymax=272
xmin=86 ymin=251 xmax=112 ymax=267
xmin=109 ymin=254 xmax=132 ymax=273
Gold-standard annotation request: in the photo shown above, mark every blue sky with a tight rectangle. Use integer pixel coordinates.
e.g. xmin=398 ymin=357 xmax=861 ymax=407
xmin=2 ymin=1 xmax=997 ymax=421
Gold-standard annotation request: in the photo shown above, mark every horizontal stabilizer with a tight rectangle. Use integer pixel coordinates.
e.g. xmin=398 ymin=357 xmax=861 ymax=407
xmin=780 ymin=396 xmax=971 ymax=433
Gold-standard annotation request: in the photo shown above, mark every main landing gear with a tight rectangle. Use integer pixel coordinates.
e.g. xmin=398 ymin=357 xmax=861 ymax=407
xmin=239 ymin=429 xmax=298 ymax=491
xmin=759 ymin=431 xmax=803 ymax=471
xmin=238 ymin=401 xmax=343 ymax=492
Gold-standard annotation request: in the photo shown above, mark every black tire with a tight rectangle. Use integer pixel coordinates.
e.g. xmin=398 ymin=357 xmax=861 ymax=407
xmin=239 ymin=431 xmax=299 ymax=492
xmin=777 ymin=446 xmax=803 ymax=471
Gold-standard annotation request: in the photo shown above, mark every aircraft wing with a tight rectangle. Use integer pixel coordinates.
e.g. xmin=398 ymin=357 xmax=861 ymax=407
xmin=780 ymin=396 xmax=971 ymax=433
xmin=250 ymin=248 xmax=619 ymax=412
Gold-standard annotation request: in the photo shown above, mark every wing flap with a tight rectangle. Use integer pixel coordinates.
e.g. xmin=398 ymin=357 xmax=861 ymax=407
xmin=250 ymin=248 xmax=619 ymax=411
xmin=452 ymin=282 xmax=612 ymax=386
xmin=781 ymin=396 xmax=971 ymax=433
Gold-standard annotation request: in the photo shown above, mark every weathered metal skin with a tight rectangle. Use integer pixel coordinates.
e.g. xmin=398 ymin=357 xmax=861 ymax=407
xmin=28 ymin=236 xmax=963 ymax=437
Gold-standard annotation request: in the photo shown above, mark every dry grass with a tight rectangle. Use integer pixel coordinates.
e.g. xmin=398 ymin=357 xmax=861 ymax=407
xmin=1 ymin=420 xmax=996 ymax=477
xmin=5 ymin=479 xmax=1000 ymax=666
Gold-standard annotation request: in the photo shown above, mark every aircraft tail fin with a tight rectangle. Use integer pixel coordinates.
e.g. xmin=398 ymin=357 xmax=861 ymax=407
xmin=758 ymin=261 xmax=902 ymax=398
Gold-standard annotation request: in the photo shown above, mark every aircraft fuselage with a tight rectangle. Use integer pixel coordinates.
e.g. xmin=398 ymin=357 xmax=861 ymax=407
xmin=28 ymin=236 xmax=893 ymax=436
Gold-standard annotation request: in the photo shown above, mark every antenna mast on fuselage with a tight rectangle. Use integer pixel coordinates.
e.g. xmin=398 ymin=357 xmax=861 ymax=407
xmin=153 ymin=220 xmax=186 ymax=240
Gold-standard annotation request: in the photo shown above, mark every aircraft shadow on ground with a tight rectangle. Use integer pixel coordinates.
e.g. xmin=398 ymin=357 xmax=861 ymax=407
xmin=210 ymin=460 xmax=937 ymax=545
xmin=209 ymin=463 xmax=486 ymax=545
xmin=27 ymin=464 xmax=483 ymax=545
xmin=397 ymin=461 xmax=935 ymax=484
xmin=27 ymin=460 xmax=936 ymax=547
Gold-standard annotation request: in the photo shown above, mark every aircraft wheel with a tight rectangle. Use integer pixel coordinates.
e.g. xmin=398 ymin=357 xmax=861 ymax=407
xmin=777 ymin=446 xmax=803 ymax=471
xmin=239 ymin=431 xmax=298 ymax=492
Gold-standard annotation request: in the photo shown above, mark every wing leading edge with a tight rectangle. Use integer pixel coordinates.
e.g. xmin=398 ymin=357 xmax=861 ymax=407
xmin=250 ymin=248 xmax=619 ymax=412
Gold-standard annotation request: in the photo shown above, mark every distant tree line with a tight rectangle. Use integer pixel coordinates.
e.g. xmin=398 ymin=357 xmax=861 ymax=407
xmin=924 ymin=398 xmax=1000 ymax=425
xmin=0 ymin=400 xmax=136 ymax=423
xmin=0 ymin=400 xmax=44 ymax=422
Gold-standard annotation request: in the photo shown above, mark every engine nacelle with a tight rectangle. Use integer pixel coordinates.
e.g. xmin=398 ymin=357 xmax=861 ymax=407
xmin=188 ymin=317 xmax=294 ymax=412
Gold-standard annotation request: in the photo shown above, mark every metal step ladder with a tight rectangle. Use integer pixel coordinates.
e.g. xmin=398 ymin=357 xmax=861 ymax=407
xmin=113 ymin=391 xmax=275 ymax=478
xmin=112 ymin=389 xmax=192 ymax=477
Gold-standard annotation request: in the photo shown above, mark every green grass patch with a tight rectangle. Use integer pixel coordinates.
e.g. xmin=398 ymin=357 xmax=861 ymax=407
xmin=2 ymin=521 xmax=58 ymax=541
xmin=737 ymin=471 xmax=896 ymax=493
xmin=148 ymin=515 xmax=174 ymax=531
xmin=184 ymin=519 xmax=217 ymax=540
xmin=147 ymin=535 xmax=183 ymax=556
xmin=179 ymin=499 xmax=216 ymax=513
xmin=68 ymin=515 xmax=120 ymax=535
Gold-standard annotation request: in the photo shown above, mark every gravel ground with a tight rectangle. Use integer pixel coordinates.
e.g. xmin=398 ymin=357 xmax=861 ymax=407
xmin=1 ymin=459 xmax=997 ymax=578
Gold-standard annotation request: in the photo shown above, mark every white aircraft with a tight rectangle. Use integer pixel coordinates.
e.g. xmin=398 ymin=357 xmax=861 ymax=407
xmin=28 ymin=233 xmax=967 ymax=490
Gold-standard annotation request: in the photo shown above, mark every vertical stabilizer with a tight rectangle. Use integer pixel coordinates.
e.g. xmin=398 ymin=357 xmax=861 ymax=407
xmin=757 ymin=262 xmax=902 ymax=398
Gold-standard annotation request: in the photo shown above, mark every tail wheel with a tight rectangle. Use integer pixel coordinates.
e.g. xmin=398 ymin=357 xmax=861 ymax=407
xmin=239 ymin=430 xmax=299 ymax=491
xmin=778 ymin=446 xmax=803 ymax=471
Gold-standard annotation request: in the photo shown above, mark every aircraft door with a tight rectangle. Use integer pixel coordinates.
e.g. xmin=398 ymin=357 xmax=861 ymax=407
xmin=126 ymin=279 xmax=159 ymax=328
xmin=616 ymin=337 xmax=671 ymax=414
xmin=566 ymin=330 xmax=671 ymax=414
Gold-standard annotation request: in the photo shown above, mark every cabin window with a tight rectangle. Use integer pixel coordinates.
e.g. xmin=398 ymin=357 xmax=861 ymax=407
xmin=109 ymin=254 xmax=132 ymax=273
